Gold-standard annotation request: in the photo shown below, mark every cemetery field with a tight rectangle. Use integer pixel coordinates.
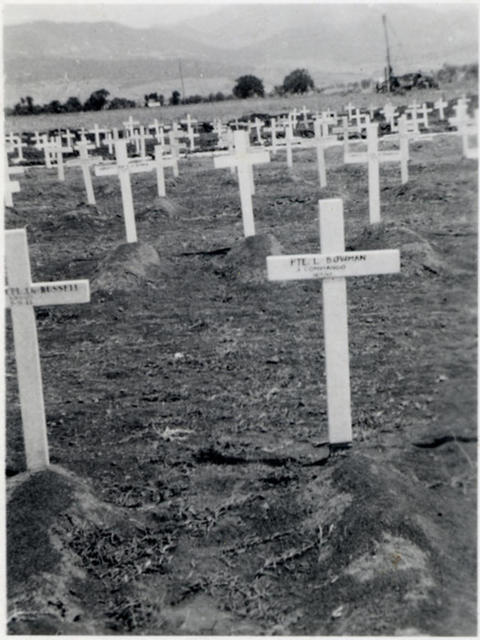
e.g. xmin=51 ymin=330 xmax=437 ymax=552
xmin=6 ymin=132 xmax=477 ymax=634
xmin=5 ymin=83 xmax=477 ymax=134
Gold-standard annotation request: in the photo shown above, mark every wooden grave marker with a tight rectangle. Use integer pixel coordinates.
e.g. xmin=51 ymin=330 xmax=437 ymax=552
xmin=154 ymin=144 xmax=177 ymax=197
xmin=5 ymin=228 xmax=90 ymax=470
xmin=5 ymin=154 xmax=24 ymax=207
xmin=94 ymin=139 xmax=154 ymax=242
xmin=266 ymin=198 xmax=400 ymax=444
xmin=344 ymin=121 xmax=408 ymax=223
xmin=213 ymin=130 xmax=270 ymax=237
xmin=434 ymin=97 xmax=448 ymax=121
xmin=66 ymin=139 xmax=97 ymax=205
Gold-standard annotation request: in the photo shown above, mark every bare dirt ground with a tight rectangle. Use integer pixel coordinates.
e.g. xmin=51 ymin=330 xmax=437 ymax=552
xmin=5 ymin=112 xmax=477 ymax=634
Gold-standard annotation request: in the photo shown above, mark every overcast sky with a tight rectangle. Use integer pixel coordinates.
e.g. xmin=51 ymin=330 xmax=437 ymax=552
xmin=2 ymin=2 xmax=220 ymax=27
xmin=4 ymin=0 xmax=478 ymax=29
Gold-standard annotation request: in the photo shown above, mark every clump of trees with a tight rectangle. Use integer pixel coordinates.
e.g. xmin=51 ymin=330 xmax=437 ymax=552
xmin=8 ymin=89 xmax=136 ymax=115
xmin=233 ymin=75 xmax=265 ymax=99
xmin=281 ymin=68 xmax=315 ymax=94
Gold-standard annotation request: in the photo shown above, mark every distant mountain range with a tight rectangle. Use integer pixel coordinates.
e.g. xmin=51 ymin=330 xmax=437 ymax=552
xmin=4 ymin=4 xmax=478 ymax=106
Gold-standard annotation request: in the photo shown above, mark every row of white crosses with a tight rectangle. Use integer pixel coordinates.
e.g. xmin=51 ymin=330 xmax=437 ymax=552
xmin=5 ymin=200 xmax=399 ymax=471
xmin=267 ymin=198 xmax=400 ymax=445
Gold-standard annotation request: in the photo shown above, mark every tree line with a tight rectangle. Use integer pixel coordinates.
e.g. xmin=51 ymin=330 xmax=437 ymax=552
xmin=6 ymin=63 xmax=476 ymax=116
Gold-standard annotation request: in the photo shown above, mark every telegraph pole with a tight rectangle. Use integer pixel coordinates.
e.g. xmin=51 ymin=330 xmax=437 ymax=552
xmin=382 ymin=14 xmax=392 ymax=93
xmin=178 ymin=59 xmax=186 ymax=100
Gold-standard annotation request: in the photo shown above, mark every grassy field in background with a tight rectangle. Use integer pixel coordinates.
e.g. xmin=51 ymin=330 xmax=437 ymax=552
xmin=5 ymin=81 xmax=477 ymax=133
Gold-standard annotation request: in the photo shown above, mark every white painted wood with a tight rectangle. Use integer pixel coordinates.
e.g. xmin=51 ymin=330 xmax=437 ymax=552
xmin=398 ymin=115 xmax=409 ymax=184
xmin=367 ymin=123 xmax=381 ymax=224
xmin=5 ymin=229 xmax=90 ymax=470
xmin=94 ymin=140 xmax=154 ymax=242
xmin=285 ymin=124 xmax=294 ymax=168
xmin=5 ymin=155 xmax=24 ymax=206
xmin=214 ymin=130 xmax=270 ymax=237
xmin=123 ymin=115 xmax=140 ymax=138
xmin=116 ymin=141 xmax=137 ymax=242
xmin=67 ymin=140 xmax=96 ymax=205
xmin=434 ymin=97 xmax=448 ymax=120
xmin=345 ymin=102 xmax=355 ymax=119
xmin=55 ymin=136 xmax=65 ymax=182
xmin=266 ymin=198 xmax=400 ymax=445
xmin=154 ymin=145 xmax=177 ymax=197
xmin=266 ymin=249 xmax=400 ymax=280
xmin=313 ymin=120 xmax=327 ymax=188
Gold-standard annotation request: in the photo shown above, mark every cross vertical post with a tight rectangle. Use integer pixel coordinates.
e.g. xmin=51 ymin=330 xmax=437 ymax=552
xmin=367 ymin=122 xmax=381 ymax=224
xmin=319 ymin=199 xmax=352 ymax=444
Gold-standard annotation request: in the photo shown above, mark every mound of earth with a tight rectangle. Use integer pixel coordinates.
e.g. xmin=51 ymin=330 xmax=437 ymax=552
xmin=140 ymin=196 xmax=186 ymax=219
xmin=7 ymin=466 xmax=123 ymax=634
xmin=223 ymin=233 xmax=284 ymax=284
xmin=7 ymin=449 xmax=475 ymax=635
xmin=55 ymin=204 xmax=105 ymax=228
xmin=91 ymin=242 xmax=173 ymax=293
xmin=348 ymin=222 xmax=444 ymax=276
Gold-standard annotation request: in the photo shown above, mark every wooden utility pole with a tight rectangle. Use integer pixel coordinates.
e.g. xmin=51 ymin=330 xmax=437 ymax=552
xmin=382 ymin=14 xmax=392 ymax=93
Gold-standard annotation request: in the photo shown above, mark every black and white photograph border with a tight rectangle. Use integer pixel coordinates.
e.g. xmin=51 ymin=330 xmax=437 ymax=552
xmin=3 ymin=0 xmax=478 ymax=635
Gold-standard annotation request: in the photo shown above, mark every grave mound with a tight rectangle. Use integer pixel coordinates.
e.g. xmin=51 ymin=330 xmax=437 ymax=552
xmin=91 ymin=242 xmax=173 ymax=293
xmin=57 ymin=204 xmax=104 ymax=228
xmin=7 ymin=466 xmax=124 ymax=634
xmin=349 ymin=222 xmax=444 ymax=276
xmin=223 ymin=233 xmax=283 ymax=284
xmin=141 ymin=196 xmax=185 ymax=219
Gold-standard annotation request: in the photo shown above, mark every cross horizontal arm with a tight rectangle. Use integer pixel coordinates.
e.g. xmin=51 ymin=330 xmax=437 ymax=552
xmin=267 ymin=250 xmax=400 ymax=281
xmin=5 ymin=280 xmax=90 ymax=308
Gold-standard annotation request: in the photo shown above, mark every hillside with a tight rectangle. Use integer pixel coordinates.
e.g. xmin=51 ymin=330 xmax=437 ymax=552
xmin=3 ymin=4 xmax=478 ymax=105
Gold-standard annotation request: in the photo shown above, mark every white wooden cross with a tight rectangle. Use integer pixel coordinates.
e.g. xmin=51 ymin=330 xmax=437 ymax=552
xmin=76 ymin=132 xmax=96 ymax=151
xmin=367 ymin=104 xmax=376 ymax=120
xmin=154 ymin=145 xmax=177 ymax=197
xmin=62 ymin=129 xmax=76 ymax=149
xmin=381 ymin=102 xmax=398 ymax=129
xmin=6 ymin=133 xmax=27 ymax=162
xmin=89 ymin=123 xmax=108 ymax=148
xmin=418 ymin=103 xmax=432 ymax=129
xmin=345 ymin=102 xmax=356 ymax=119
xmin=452 ymin=107 xmax=478 ymax=159
xmin=266 ymin=198 xmax=400 ymax=445
xmin=37 ymin=135 xmax=54 ymax=168
xmin=44 ymin=136 xmax=66 ymax=181
xmin=311 ymin=120 xmax=341 ymax=188
xmin=213 ymin=130 xmax=270 ymax=237
xmin=65 ymin=140 xmax=96 ymax=205
xmin=5 ymin=228 xmax=90 ymax=471
xmin=434 ymin=97 xmax=448 ymax=121
xmin=263 ymin=117 xmax=284 ymax=155
xmin=33 ymin=131 xmax=44 ymax=149
xmin=350 ymin=108 xmax=368 ymax=133
xmin=94 ymin=139 xmax=154 ymax=242
xmin=250 ymin=117 xmax=264 ymax=146
xmin=130 ymin=125 xmax=148 ymax=158
xmin=300 ymin=105 xmax=309 ymax=123
xmin=101 ymin=128 xmax=119 ymax=155
xmin=5 ymin=155 xmax=24 ymax=207
xmin=149 ymin=118 xmax=161 ymax=138
xmin=344 ymin=121 xmax=408 ymax=223
xmin=123 ymin=116 xmax=140 ymax=138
